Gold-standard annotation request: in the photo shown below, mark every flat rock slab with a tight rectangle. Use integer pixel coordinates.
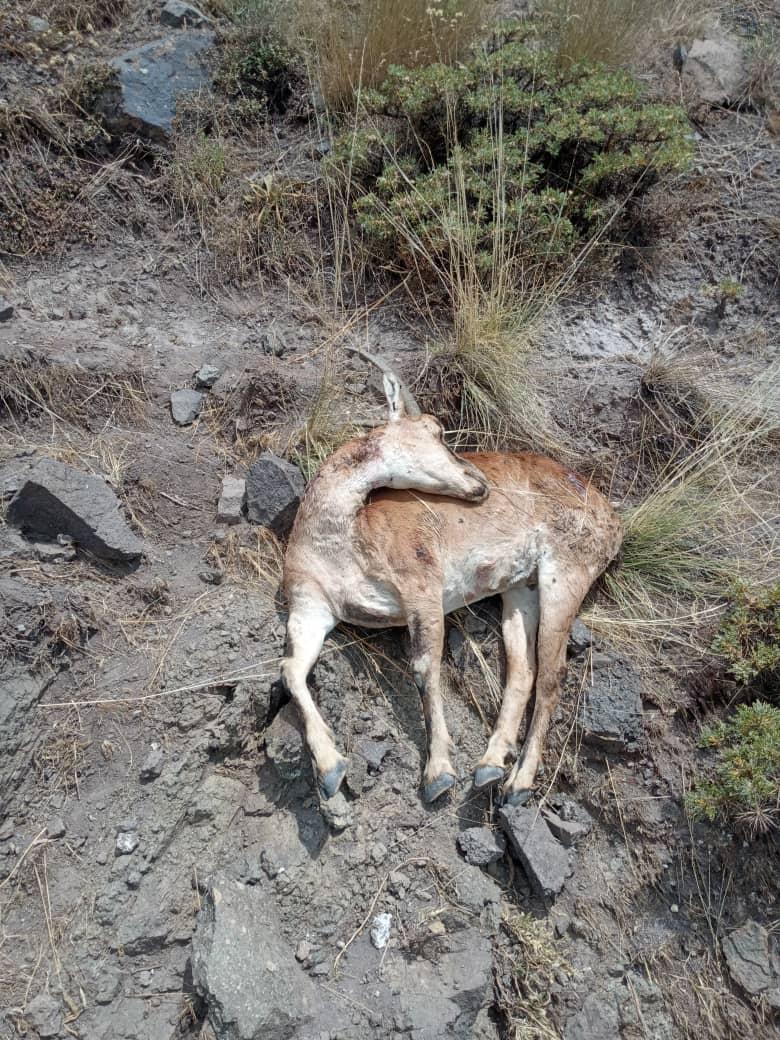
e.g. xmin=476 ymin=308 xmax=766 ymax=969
xmin=457 ymin=826 xmax=506 ymax=866
xmin=103 ymin=31 xmax=215 ymax=141
xmin=579 ymin=655 xmax=644 ymax=752
xmin=192 ymin=876 xmax=323 ymax=1040
xmin=245 ymin=451 xmax=305 ymax=536
xmin=216 ymin=476 xmax=245 ymax=524
xmin=722 ymin=920 xmax=779 ymax=999
xmin=499 ymin=805 xmax=572 ymax=899
xmin=7 ymin=457 xmax=144 ymax=563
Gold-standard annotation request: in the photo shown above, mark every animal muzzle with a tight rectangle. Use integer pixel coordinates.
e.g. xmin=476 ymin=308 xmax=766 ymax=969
xmin=463 ymin=469 xmax=490 ymax=502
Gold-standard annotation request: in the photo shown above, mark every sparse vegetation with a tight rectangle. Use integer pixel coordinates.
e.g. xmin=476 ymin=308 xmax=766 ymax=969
xmin=686 ymin=702 xmax=780 ymax=835
xmin=496 ymin=910 xmax=570 ymax=1039
xmin=306 ymin=0 xmax=488 ymax=108
xmin=711 ymin=584 xmax=780 ymax=693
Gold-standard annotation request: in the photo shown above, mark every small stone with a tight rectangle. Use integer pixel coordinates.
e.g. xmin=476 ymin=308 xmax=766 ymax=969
xmin=568 ymin=617 xmax=594 ymax=654
xmin=115 ymin=831 xmax=139 ymax=856
xmin=245 ymin=452 xmax=305 ymax=536
xmin=319 ymin=791 xmax=352 ymax=832
xmin=356 ymin=738 xmax=392 ymax=772
xmin=295 ymin=940 xmax=312 ymax=963
xmin=195 ymin=363 xmax=221 ymax=388
xmin=499 ymin=806 xmax=572 ymax=899
xmin=579 ymin=654 xmax=644 ymax=752
xmin=428 ymin=919 xmax=446 ymax=936
xmin=24 ymin=993 xmax=61 ymax=1038
xmin=456 ymin=827 xmax=506 ymax=866
xmin=34 ymin=541 xmax=76 ymax=563
xmin=139 ymin=746 xmax=164 ymax=781
xmin=216 ymin=476 xmax=245 ymax=525
xmin=46 ymin=817 xmax=66 ymax=839
xmin=199 ymin=568 xmax=224 ymax=585
xmin=160 ymin=0 xmax=212 ymax=27
xmin=370 ymin=912 xmax=392 ymax=949
xmin=371 ymin=842 xmax=388 ymax=864
xmin=265 ymin=702 xmax=304 ymax=781
xmin=68 ymin=305 xmax=87 ymax=320
xmin=670 ymin=903 xmax=679 ymax=913
xmin=170 ymin=389 xmax=204 ymax=425
xmin=0 ymin=297 xmax=13 ymax=322
xmin=27 ymin=15 xmax=50 ymax=32
xmin=126 ymin=869 xmax=142 ymax=889
xmin=541 ymin=802 xmax=592 ymax=848
xmin=682 ymin=32 xmax=748 ymax=105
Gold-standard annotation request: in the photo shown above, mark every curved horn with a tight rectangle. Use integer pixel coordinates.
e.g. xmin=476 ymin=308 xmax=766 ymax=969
xmin=345 ymin=345 xmax=421 ymax=417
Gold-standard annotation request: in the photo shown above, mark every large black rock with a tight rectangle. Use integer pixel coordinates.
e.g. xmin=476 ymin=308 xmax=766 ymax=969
xmin=245 ymin=452 xmax=305 ymax=536
xmin=7 ymin=458 xmax=144 ymax=563
xmin=101 ymin=31 xmax=215 ymax=141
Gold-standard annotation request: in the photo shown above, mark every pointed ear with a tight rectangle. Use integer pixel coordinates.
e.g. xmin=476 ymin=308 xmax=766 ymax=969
xmin=383 ymin=371 xmax=406 ymax=422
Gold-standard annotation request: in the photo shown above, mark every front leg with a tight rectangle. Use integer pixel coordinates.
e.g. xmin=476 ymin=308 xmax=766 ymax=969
xmin=407 ymin=607 xmax=457 ymax=803
xmin=280 ymin=595 xmax=347 ymax=800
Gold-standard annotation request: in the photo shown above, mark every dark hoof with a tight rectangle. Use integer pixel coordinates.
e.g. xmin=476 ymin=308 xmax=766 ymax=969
xmin=473 ymin=765 xmax=505 ymax=790
xmin=503 ymin=788 xmax=533 ymax=807
xmin=422 ymin=773 xmax=457 ymax=803
xmin=317 ymin=759 xmax=348 ymax=801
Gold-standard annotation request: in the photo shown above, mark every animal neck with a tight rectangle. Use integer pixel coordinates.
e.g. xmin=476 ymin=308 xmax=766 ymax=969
xmin=293 ymin=436 xmax=391 ymax=536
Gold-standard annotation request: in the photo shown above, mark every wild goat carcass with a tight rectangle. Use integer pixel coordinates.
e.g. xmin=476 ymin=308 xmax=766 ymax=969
xmin=281 ymin=352 xmax=622 ymax=805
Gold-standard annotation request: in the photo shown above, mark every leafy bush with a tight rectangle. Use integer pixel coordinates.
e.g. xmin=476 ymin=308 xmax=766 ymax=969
xmin=328 ymin=32 xmax=692 ymax=288
xmin=215 ymin=25 xmax=299 ymax=115
xmin=711 ymin=583 xmax=780 ymax=691
xmin=686 ymin=702 xmax=780 ymax=834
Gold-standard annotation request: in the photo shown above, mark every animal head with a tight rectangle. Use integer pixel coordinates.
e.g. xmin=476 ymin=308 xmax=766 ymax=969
xmin=353 ymin=350 xmax=489 ymax=503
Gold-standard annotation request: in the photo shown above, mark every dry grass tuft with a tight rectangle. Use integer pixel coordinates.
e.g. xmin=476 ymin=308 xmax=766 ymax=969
xmin=585 ymin=362 xmax=780 ymax=656
xmin=305 ymin=0 xmax=488 ymax=108
xmin=0 ymin=360 xmax=147 ymax=428
xmin=206 ymin=526 xmax=285 ymax=600
xmin=41 ymin=0 xmax=128 ymax=31
xmin=495 ymin=909 xmax=569 ymax=1039
xmin=541 ymin=0 xmax=706 ymax=69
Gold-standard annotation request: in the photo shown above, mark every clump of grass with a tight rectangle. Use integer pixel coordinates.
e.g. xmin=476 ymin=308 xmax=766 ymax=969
xmin=0 ymin=360 xmax=147 ymax=427
xmin=586 ymin=366 xmax=779 ymax=655
xmin=290 ymin=352 xmax=360 ymax=480
xmin=686 ymin=702 xmax=780 ymax=836
xmin=42 ymin=0 xmax=128 ymax=31
xmin=744 ymin=27 xmax=780 ymax=111
xmin=215 ymin=21 xmax=300 ymax=116
xmin=540 ymin=0 xmax=705 ymax=69
xmin=711 ymin=584 xmax=779 ymax=694
xmin=495 ymin=910 xmax=570 ymax=1039
xmin=307 ymin=0 xmax=487 ymax=108
xmin=206 ymin=526 xmax=285 ymax=599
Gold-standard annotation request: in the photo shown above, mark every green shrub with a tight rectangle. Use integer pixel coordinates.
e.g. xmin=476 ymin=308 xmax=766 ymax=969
xmin=215 ymin=25 xmax=299 ymax=114
xmin=686 ymin=702 xmax=780 ymax=834
xmin=327 ymin=34 xmax=692 ymax=288
xmin=711 ymin=583 xmax=780 ymax=691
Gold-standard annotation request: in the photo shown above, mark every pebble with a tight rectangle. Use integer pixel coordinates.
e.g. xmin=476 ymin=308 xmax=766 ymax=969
xmin=370 ymin=912 xmax=392 ymax=950
xmin=46 ymin=817 xmax=66 ymax=839
xmin=0 ymin=297 xmax=13 ymax=322
xmin=195 ymin=363 xmax=222 ymax=388
xmin=139 ymin=746 xmax=164 ymax=781
xmin=116 ymin=832 xmax=139 ymax=855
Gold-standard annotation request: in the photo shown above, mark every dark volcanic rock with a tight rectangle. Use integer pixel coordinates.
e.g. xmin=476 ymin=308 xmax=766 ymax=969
xmin=722 ymin=920 xmax=779 ymax=998
xmin=192 ymin=876 xmax=322 ymax=1040
xmin=245 ymin=451 xmax=305 ymax=536
xmin=265 ymin=702 xmax=305 ymax=781
xmin=7 ymin=458 xmax=144 ymax=563
xmin=102 ymin=31 xmax=215 ymax=141
xmin=542 ymin=796 xmax=593 ymax=848
xmin=0 ymin=297 xmax=13 ymax=322
xmin=579 ymin=654 xmax=643 ymax=752
xmin=24 ymin=993 xmax=62 ymax=1039
xmin=499 ymin=805 xmax=572 ymax=899
xmin=457 ymin=827 xmax=506 ymax=866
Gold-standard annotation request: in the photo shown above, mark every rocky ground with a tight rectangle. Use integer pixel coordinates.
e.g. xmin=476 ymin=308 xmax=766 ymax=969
xmin=1 ymin=1 xmax=779 ymax=1039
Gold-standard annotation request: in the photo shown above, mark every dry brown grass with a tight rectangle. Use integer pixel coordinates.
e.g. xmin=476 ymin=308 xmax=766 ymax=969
xmin=495 ymin=909 xmax=569 ymax=1040
xmin=541 ymin=0 xmax=708 ymax=69
xmin=206 ymin=526 xmax=285 ymax=600
xmin=0 ymin=360 xmax=147 ymax=429
xmin=40 ymin=0 xmax=128 ymax=31
xmin=303 ymin=0 xmax=488 ymax=108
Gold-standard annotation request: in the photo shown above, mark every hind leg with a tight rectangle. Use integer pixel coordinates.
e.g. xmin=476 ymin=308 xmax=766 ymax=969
xmin=280 ymin=595 xmax=347 ymax=800
xmin=503 ymin=564 xmax=594 ymax=805
xmin=473 ymin=584 xmax=539 ymax=789
xmin=407 ymin=605 xmax=457 ymax=803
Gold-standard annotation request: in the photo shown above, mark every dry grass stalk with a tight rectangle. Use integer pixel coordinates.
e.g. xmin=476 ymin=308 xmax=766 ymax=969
xmin=496 ymin=909 xmax=569 ymax=1039
xmin=206 ymin=526 xmax=285 ymax=600
xmin=305 ymin=0 xmax=488 ymax=108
